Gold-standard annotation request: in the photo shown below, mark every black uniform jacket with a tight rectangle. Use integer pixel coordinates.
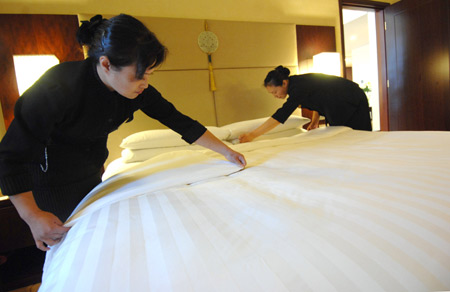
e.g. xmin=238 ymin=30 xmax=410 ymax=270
xmin=0 ymin=58 xmax=205 ymax=220
xmin=272 ymin=73 xmax=366 ymax=126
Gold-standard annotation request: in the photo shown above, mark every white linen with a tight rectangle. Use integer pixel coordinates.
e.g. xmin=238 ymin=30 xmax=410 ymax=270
xmin=101 ymin=157 xmax=140 ymax=181
xmin=40 ymin=127 xmax=450 ymax=292
xmin=104 ymin=124 xmax=306 ymax=180
xmin=120 ymin=126 xmax=231 ymax=149
xmin=121 ymin=144 xmax=206 ymax=163
xmin=222 ymin=114 xmax=310 ymax=140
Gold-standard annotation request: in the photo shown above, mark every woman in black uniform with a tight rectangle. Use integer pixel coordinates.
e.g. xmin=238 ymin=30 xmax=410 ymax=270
xmin=0 ymin=14 xmax=246 ymax=251
xmin=239 ymin=66 xmax=372 ymax=143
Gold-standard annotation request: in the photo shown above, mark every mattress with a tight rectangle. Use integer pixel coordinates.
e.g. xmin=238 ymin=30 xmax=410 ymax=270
xmin=39 ymin=127 xmax=450 ymax=292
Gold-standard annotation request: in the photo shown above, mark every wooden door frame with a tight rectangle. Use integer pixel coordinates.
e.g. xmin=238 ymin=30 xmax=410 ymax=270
xmin=338 ymin=0 xmax=390 ymax=131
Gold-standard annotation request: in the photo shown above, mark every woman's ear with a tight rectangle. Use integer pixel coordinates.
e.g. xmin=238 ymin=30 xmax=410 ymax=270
xmin=96 ymin=56 xmax=114 ymax=92
xmin=98 ymin=56 xmax=111 ymax=73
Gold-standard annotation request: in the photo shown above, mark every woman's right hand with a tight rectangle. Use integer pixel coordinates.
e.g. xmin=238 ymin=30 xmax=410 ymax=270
xmin=25 ymin=210 xmax=71 ymax=251
xmin=9 ymin=191 xmax=71 ymax=251
xmin=239 ymin=133 xmax=255 ymax=143
xmin=239 ymin=117 xmax=281 ymax=143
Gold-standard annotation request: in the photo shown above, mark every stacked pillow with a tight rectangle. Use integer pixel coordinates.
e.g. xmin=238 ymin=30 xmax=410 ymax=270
xmin=221 ymin=115 xmax=310 ymax=142
xmin=119 ymin=115 xmax=310 ymax=163
xmin=120 ymin=127 xmax=230 ymax=163
xmin=121 ymin=126 xmax=230 ymax=149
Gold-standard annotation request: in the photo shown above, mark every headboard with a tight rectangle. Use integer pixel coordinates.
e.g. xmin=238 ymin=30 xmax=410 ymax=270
xmin=78 ymin=15 xmax=300 ymax=166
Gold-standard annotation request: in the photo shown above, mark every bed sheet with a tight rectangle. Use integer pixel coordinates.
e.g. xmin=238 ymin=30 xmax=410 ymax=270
xmin=39 ymin=127 xmax=450 ymax=292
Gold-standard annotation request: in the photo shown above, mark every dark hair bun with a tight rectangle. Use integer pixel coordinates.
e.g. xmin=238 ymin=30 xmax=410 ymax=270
xmin=76 ymin=15 xmax=106 ymax=46
xmin=275 ymin=65 xmax=290 ymax=78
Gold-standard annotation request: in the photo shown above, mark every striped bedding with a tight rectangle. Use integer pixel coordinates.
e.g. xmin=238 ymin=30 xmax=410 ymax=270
xmin=39 ymin=126 xmax=450 ymax=292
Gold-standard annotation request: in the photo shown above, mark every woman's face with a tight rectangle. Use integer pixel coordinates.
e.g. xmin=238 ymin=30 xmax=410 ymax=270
xmin=266 ymin=79 xmax=289 ymax=99
xmin=99 ymin=59 xmax=155 ymax=99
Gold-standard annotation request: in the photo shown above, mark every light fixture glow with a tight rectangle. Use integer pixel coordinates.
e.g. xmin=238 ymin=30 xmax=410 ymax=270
xmin=312 ymin=52 xmax=341 ymax=77
xmin=298 ymin=58 xmax=314 ymax=74
xmin=13 ymin=55 xmax=60 ymax=95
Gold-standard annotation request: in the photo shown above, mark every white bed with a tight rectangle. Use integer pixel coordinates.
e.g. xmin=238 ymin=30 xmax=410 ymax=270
xmin=38 ymin=119 xmax=450 ymax=292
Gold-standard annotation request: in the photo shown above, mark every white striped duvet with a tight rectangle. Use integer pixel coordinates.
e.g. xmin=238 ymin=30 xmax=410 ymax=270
xmin=39 ymin=127 xmax=450 ymax=292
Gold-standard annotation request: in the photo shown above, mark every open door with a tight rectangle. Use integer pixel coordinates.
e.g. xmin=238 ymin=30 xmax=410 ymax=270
xmin=340 ymin=0 xmax=390 ymax=131
xmin=385 ymin=0 xmax=450 ymax=130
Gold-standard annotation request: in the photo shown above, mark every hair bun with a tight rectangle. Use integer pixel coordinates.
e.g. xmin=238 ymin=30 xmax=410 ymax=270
xmin=275 ymin=65 xmax=290 ymax=78
xmin=76 ymin=15 xmax=106 ymax=46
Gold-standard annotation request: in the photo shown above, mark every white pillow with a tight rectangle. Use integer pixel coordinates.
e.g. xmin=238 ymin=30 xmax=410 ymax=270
xmin=121 ymin=145 xmax=205 ymax=163
xmin=122 ymin=140 xmax=234 ymax=163
xmin=222 ymin=115 xmax=310 ymax=140
xmin=120 ymin=126 xmax=231 ymax=149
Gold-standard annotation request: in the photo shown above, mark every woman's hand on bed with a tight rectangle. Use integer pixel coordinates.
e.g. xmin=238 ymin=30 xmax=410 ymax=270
xmin=307 ymin=111 xmax=320 ymax=131
xmin=224 ymin=149 xmax=247 ymax=168
xmin=194 ymin=130 xmax=246 ymax=168
xmin=239 ymin=118 xmax=280 ymax=143
xmin=306 ymin=122 xmax=319 ymax=131
xmin=26 ymin=210 xmax=71 ymax=251
xmin=239 ymin=133 xmax=255 ymax=143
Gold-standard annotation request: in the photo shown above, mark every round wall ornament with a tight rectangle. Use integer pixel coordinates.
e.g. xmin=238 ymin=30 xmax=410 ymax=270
xmin=198 ymin=26 xmax=218 ymax=91
xmin=198 ymin=31 xmax=219 ymax=54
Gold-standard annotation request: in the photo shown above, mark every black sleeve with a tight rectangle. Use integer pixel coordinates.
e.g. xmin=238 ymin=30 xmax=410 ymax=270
xmin=139 ymin=86 xmax=207 ymax=144
xmin=272 ymin=97 xmax=300 ymax=124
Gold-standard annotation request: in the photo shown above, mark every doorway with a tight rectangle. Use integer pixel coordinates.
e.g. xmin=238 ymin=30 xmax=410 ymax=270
xmin=342 ymin=7 xmax=381 ymax=131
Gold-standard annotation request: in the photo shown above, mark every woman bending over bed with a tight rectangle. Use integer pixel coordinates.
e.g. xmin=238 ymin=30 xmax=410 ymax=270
xmin=0 ymin=14 xmax=246 ymax=252
xmin=239 ymin=66 xmax=372 ymax=143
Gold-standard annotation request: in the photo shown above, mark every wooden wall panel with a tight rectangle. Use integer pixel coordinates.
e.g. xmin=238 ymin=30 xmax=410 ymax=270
xmin=0 ymin=14 xmax=84 ymax=129
xmin=296 ymin=25 xmax=336 ymax=63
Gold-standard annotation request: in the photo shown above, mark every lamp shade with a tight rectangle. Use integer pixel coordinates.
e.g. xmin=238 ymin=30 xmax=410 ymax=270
xmin=313 ymin=52 xmax=341 ymax=76
xmin=13 ymin=55 xmax=60 ymax=96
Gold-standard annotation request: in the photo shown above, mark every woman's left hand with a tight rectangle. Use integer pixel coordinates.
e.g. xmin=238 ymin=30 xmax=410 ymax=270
xmin=307 ymin=111 xmax=320 ymax=131
xmin=224 ymin=149 xmax=247 ymax=168
xmin=307 ymin=120 xmax=320 ymax=131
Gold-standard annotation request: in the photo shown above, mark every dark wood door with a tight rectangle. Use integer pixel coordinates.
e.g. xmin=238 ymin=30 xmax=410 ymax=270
xmin=385 ymin=0 xmax=450 ymax=131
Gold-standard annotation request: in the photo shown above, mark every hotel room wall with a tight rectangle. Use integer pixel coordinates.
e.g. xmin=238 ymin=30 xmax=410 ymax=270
xmin=0 ymin=0 xmax=401 ymax=140
xmin=76 ymin=15 xmax=299 ymax=166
